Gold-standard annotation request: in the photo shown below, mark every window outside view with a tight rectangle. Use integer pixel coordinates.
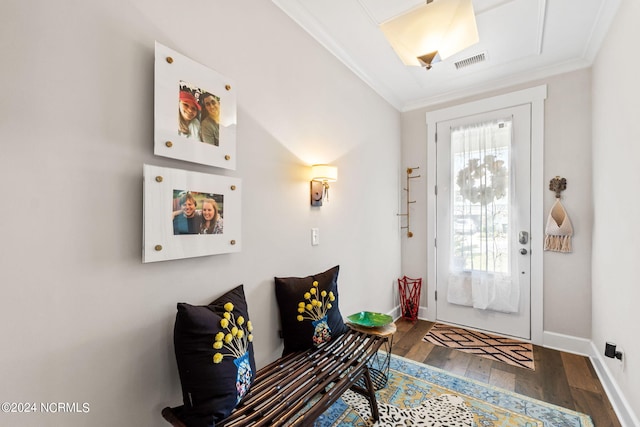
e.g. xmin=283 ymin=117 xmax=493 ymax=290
xmin=451 ymin=120 xmax=512 ymax=275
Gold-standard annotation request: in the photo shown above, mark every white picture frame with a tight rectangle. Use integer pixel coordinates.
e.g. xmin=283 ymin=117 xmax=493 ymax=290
xmin=154 ymin=41 xmax=237 ymax=169
xmin=143 ymin=164 xmax=241 ymax=263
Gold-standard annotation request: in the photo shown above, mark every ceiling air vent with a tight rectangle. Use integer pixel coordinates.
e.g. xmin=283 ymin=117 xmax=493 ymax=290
xmin=454 ymin=51 xmax=487 ymax=70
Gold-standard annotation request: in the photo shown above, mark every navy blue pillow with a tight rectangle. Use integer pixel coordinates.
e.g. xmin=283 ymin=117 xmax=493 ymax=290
xmin=173 ymin=285 xmax=256 ymax=427
xmin=275 ymin=265 xmax=348 ymax=354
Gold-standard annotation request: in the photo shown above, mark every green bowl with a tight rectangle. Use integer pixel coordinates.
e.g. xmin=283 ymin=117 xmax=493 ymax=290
xmin=347 ymin=311 xmax=393 ymax=328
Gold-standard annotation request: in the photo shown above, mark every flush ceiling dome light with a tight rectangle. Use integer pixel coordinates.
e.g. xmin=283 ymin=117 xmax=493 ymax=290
xmin=380 ymin=0 xmax=479 ymax=69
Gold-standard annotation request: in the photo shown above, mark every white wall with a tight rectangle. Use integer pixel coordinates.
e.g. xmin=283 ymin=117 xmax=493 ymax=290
xmin=592 ymin=0 xmax=640 ymax=421
xmin=0 ymin=0 xmax=401 ymax=425
xmin=401 ymin=68 xmax=593 ymax=340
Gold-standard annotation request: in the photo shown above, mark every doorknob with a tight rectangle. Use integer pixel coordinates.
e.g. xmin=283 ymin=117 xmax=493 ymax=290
xmin=520 ymin=248 xmax=528 ymax=255
xmin=519 ymin=231 xmax=529 ymax=244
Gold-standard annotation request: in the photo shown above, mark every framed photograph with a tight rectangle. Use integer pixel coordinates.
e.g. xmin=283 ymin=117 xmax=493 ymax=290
xmin=143 ymin=164 xmax=241 ymax=263
xmin=154 ymin=41 xmax=237 ymax=169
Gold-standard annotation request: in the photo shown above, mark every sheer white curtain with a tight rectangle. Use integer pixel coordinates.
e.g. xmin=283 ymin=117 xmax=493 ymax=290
xmin=446 ymin=119 xmax=519 ymax=313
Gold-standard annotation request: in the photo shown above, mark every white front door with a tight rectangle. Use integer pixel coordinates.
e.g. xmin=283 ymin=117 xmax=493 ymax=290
xmin=435 ymin=104 xmax=531 ymax=340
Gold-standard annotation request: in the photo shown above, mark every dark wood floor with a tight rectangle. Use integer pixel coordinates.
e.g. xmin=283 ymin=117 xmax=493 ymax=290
xmin=390 ymin=319 xmax=621 ymax=427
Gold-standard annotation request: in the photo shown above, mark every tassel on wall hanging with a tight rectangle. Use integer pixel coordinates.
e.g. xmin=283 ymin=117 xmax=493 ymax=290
xmin=544 ymin=176 xmax=573 ymax=253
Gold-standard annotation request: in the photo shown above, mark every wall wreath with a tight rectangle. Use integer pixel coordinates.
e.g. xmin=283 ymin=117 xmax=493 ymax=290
xmin=456 ymin=155 xmax=508 ymax=204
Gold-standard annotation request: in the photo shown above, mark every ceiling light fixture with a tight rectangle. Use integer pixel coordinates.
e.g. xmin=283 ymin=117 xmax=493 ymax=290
xmin=380 ymin=0 xmax=479 ymax=70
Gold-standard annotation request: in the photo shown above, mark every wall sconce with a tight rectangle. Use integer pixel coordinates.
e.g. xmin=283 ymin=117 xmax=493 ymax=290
xmin=310 ymin=164 xmax=338 ymax=206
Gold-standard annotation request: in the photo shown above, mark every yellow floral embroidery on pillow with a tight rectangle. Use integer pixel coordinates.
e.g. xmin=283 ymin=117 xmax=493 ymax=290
xmin=296 ymin=281 xmax=335 ymax=321
xmin=212 ymin=302 xmax=254 ymax=402
xmin=296 ymin=281 xmax=336 ymax=345
xmin=212 ymin=302 xmax=253 ymax=363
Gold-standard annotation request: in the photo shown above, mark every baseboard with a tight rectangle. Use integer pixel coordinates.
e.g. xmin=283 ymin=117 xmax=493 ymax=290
xmin=542 ymin=330 xmax=592 ymax=356
xmin=588 ymin=342 xmax=640 ymax=427
xmin=542 ymin=331 xmax=640 ymax=425
xmin=418 ymin=306 xmax=430 ymax=320
xmin=389 ymin=305 xmax=430 ymax=321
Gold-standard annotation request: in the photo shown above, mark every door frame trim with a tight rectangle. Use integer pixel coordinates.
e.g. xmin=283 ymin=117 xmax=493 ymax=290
xmin=425 ymin=85 xmax=547 ymax=344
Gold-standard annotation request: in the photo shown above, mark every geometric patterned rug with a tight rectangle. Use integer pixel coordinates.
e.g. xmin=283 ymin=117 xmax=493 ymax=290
xmin=423 ymin=322 xmax=535 ymax=370
xmin=315 ymin=354 xmax=593 ymax=426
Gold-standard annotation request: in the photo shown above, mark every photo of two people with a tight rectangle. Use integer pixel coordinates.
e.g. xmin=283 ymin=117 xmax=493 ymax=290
xmin=172 ymin=190 xmax=224 ymax=235
xmin=177 ymin=80 xmax=221 ymax=146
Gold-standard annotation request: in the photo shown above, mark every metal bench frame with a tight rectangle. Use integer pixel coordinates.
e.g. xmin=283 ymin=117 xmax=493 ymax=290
xmin=162 ymin=328 xmax=386 ymax=426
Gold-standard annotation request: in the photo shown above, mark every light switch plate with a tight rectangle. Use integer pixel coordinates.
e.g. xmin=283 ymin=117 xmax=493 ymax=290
xmin=311 ymin=228 xmax=319 ymax=246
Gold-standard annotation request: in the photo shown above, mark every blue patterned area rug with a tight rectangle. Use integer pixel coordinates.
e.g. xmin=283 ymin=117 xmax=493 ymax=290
xmin=315 ymin=354 xmax=594 ymax=427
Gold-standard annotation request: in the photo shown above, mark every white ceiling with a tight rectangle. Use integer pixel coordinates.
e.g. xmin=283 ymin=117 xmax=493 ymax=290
xmin=272 ymin=0 xmax=621 ymax=111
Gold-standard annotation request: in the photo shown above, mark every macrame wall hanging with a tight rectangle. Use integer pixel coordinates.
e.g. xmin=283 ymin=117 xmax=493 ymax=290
xmin=545 ymin=176 xmax=573 ymax=253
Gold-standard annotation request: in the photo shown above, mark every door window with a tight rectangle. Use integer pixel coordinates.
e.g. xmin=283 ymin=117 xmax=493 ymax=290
xmin=448 ymin=119 xmax=519 ymax=313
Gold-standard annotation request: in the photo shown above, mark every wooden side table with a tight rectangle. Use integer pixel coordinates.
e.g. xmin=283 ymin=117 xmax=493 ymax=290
xmin=347 ymin=321 xmax=397 ymax=389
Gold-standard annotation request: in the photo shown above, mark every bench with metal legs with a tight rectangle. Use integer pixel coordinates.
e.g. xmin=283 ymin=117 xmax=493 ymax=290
xmin=162 ymin=328 xmax=386 ymax=426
